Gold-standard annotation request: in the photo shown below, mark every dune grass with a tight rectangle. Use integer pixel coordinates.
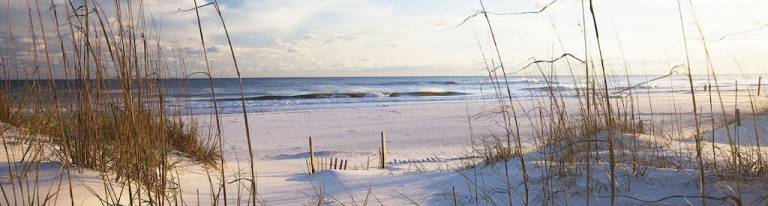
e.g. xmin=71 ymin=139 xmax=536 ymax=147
xmin=0 ymin=0 xmax=233 ymax=205
xmin=0 ymin=0 xmax=767 ymax=205
xmin=458 ymin=0 xmax=768 ymax=205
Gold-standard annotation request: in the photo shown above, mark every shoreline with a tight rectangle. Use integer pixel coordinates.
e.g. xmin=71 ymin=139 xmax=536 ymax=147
xmin=2 ymin=91 xmax=767 ymax=205
xmin=198 ymin=91 xmax=765 ymax=160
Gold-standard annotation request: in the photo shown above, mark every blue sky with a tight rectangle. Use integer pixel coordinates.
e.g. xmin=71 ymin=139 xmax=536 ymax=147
xmin=2 ymin=0 xmax=767 ymax=78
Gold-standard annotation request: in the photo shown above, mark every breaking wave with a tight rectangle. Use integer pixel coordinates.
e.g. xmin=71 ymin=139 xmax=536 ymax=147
xmin=207 ymin=91 xmax=468 ymax=102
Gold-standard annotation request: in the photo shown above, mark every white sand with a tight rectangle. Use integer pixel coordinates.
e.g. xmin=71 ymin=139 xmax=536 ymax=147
xmin=2 ymin=92 xmax=768 ymax=205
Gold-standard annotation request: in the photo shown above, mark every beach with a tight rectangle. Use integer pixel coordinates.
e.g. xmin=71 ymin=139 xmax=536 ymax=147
xmin=9 ymin=89 xmax=768 ymax=205
xmin=205 ymin=91 xmax=767 ymax=205
xmin=2 ymin=0 xmax=768 ymax=204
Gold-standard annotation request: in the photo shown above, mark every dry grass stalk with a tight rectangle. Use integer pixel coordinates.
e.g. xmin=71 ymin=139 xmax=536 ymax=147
xmin=676 ymin=0 xmax=707 ymax=204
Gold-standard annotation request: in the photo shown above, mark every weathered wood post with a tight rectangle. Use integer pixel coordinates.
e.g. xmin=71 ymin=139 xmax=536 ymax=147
xmin=758 ymin=76 xmax=762 ymax=96
xmin=452 ymin=186 xmax=458 ymax=206
xmin=309 ymin=137 xmax=316 ymax=174
xmin=736 ymin=80 xmax=741 ymax=128
xmin=380 ymin=131 xmax=387 ymax=169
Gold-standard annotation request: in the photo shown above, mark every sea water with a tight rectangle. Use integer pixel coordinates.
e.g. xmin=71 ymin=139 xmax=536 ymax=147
xmin=3 ymin=75 xmax=761 ymax=114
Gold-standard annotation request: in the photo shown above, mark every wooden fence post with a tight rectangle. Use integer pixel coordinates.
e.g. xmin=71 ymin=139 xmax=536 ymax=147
xmin=758 ymin=76 xmax=762 ymax=96
xmin=735 ymin=80 xmax=741 ymax=127
xmin=333 ymin=158 xmax=338 ymax=170
xmin=309 ymin=137 xmax=316 ymax=174
xmin=380 ymin=131 xmax=387 ymax=169
xmin=452 ymin=186 xmax=458 ymax=206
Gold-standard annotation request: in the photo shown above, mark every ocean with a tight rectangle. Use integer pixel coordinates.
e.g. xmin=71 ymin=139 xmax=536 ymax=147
xmin=3 ymin=75 xmax=761 ymax=114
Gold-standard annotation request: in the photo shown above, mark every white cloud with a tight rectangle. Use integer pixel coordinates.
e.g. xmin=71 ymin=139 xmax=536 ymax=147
xmin=2 ymin=0 xmax=767 ymax=77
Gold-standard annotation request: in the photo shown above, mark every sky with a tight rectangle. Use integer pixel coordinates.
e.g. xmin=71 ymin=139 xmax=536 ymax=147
xmin=1 ymin=0 xmax=767 ymax=78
